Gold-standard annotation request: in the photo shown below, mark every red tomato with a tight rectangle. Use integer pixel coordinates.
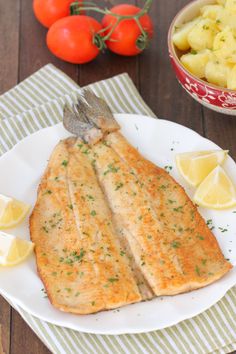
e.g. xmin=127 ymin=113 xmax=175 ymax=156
xmin=33 ymin=0 xmax=83 ymax=28
xmin=102 ymin=4 xmax=153 ymax=56
xmin=46 ymin=15 xmax=102 ymax=64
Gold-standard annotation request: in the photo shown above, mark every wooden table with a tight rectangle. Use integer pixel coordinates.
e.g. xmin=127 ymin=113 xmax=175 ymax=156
xmin=0 ymin=0 xmax=235 ymax=353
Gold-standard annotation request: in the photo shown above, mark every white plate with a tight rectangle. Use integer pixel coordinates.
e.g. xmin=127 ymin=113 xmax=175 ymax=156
xmin=0 ymin=114 xmax=235 ymax=335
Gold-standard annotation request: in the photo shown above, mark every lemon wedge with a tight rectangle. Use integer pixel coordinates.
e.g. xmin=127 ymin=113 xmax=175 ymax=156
xmin=193 ymin=166 xmax=236 ymax=209
xmin=175 ymin=150 xmax=228 ymax=186
xmin=0 ymin=194 xmax=30 ymax=229
xmin=0 ymin=231 xmax=34 ymax=266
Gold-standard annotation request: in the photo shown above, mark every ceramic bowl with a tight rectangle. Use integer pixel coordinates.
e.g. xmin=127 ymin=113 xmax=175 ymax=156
xmin=168 ymin=0 xmax=236 ymax=115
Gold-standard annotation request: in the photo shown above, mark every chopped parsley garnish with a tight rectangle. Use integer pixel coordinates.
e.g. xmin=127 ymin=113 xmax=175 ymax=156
xmin=218 ymin=227 xmax=228 ymax=233
xmin=74 ymin=249 xmax=85 ymax=262
xmin=164 ymin=165 xmax=173 ymax=172
xmin=42 ymin=226 xmax=49 ymax=233
xmin=195 ymin=266 xmax=200 ymax=276
xmin=87 ymin=194 xmax=95 ymax=201
xmin=90 ymin=210 xmax=96 ymax=216
xmin=120 ymin=251 xmax=126 ymax=256
xmin=159 ymin=184 xmax=168 ymax=190
xmin=190 ymin=210 xmax=195 ymax=221
xmin=102 ymin=140 xmax=110 ymax=147
xmin=108 ymin=277 xmax=119 ymax=283
xmin=173 ymin=206 xmax=183 ymax=213
xmin=65 ymin=288 xmax=72 ymax=293
xmin=59 ymin=249 xmax=85 ymax=265
xmin=82 ymin=148 xmax=90 ymax=155
xmin=104 ymin=163 xmax=120 ymax=176
xmin=196 ymin=234 xmax=204 ymax=240
xmin=168 ymin=199 xmax=175 ymax=204
xmin=206 ymin=219 xmax=215 ymax=230
xmin=62 ymin=160 xmax=68 ymax=167
xmin=115 ymin=182 xmax=124 ymax=191
xmin=43 ymin=189 xmax=52 ymax=195
xmin=171 ymin=241 xmax=181 ymax=248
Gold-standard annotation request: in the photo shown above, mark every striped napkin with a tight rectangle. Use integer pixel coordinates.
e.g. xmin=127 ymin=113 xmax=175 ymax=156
xmin=0 ymin=64 xmax=236 ymax=354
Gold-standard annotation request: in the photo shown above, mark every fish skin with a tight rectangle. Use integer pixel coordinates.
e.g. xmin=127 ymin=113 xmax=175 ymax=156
xmin=30 ymin=139 xmax=141 ymax=315
xmin=105 ymin=132 xmax=232 ymax=293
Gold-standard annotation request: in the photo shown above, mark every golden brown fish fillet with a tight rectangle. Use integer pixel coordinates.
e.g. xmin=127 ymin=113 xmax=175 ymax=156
xmin=103 ymin=132 xmax=232 ymax=294
xmin=30 ymin=139 xmax=141 ymax=315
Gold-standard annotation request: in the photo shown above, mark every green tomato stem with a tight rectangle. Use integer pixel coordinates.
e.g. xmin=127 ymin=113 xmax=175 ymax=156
xmin=72 ymin=0 xmax=153 ymax=52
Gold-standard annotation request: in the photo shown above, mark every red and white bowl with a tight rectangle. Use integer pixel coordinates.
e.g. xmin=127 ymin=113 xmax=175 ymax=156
xmin=168 ymin=0 xmax=236 ymax=116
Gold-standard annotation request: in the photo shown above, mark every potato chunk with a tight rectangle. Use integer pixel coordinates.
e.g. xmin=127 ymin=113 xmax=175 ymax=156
xmin=201 ymin=5 xmax=223 ymax=21
xmin=227 ymin=64 xmax=236 ymax=89
xmin=213 ymin=27 xmax=236 ymax=64
xmin=225 ymin=0 xmax=236 ymax=10
xmin=216 ymin=9 xmax=236 ymax=31
xmin=180 ymin=50 xmax=211 ymax=78
xmin=188 ymin=19 xmax=219 ymax=51
xmin=216 ymin=0 xmax=226 ymax=4
xmin=173 ymin=18 xmax=201 ymax=51
xmin=205 ymin=60 xmax=232 ymax=87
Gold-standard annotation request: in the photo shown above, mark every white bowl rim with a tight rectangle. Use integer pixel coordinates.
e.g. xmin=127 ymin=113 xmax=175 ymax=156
xmin=167 ymin=0 xmax=236 ymax=95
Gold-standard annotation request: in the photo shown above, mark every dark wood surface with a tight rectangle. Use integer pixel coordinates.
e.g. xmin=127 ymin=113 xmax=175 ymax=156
xmin=0 ymin=0 xmax=236 ymax=353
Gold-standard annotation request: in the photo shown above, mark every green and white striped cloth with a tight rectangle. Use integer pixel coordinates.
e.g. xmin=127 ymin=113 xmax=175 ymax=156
xmin=0 ymin=64 xmax=236 ymax=354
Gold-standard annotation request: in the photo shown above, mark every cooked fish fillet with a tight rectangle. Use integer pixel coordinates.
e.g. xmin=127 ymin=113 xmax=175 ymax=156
xmin=30 ymin=139 xmax=141 ymax=315
xmin=104 ymin=132 xmax=232 ymax=294
xmin=30 ymin=90 xmax=232 ymax=315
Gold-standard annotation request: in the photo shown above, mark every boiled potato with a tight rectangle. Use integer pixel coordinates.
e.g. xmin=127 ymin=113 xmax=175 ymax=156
xmin=188 ymin=18 xmax=219 ymax=51
xmin=225 ymin=0 xmax=236 ymax=10
xmin=216 ymin=9 xmax=236 ymax=31
xmin=227 ymin=64 xmax=236 ymax=89
xmin=172 ymin=0 xmax=236 ymax=89
xmin=173 ymin=17 xmax=201 ymax=50
xmin=200 ymin=5 xmax=223 ymax=20
xmin=180 ymin=50 xmax=211 ymax=78
xmin=213 ymin=27 xmax=236 ymax=63
xmin=205 ymin=60 xmax=232 ymax=87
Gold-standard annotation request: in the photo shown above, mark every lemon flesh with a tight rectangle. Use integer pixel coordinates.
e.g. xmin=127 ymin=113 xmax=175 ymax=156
xmin=175 ymin=150 xmax=228 ymax=187
xmin=0 ymin=194 xmax=30 ymax=229
xmin=194 ymin=166 xmax=236 ymax=209
xmin=0 ymin=231 xmax=34 ymax=266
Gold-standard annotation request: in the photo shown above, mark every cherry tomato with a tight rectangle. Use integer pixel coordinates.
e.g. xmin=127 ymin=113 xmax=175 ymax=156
xmin=102 ymin=4 xmax=153 ymax=56
xmin=33 ymin=0 xmax=83 ymax=28
xmin=46 ymin=15 xmax=102 ymax=64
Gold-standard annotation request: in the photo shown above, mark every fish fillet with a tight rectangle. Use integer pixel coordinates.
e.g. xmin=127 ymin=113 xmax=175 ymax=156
xmin=30 ymin=91 xmax=232 ymax=314
xmin=30 ymin=139 xmax=141 ymax=314
xmin=103 ymin=132 xmax=232 ymax=294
